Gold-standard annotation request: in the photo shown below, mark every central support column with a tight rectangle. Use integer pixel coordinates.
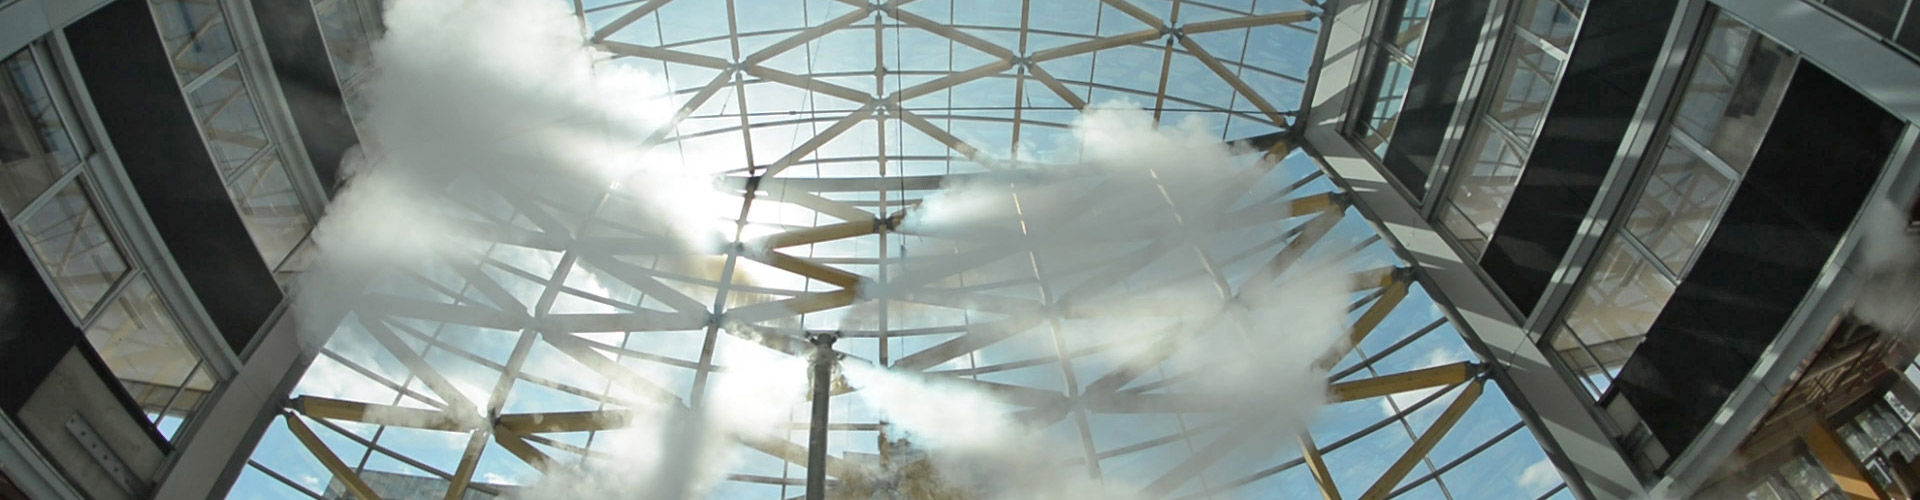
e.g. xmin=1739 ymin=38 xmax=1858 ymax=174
xmin=806 ymin=333 xmax=840 ymax=500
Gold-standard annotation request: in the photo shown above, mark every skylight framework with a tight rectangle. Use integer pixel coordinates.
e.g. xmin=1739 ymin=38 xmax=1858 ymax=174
xmin=228 ymin=1 xmax=1580 ymax=499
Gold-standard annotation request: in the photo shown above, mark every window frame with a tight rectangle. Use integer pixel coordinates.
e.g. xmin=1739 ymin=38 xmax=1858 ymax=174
xmin=1429 ymin=0 xmax=1588 ymax=257
xmin=1535 ymin=8 xmax=1801 ymax=404
xmin=0 ymin=42 xmax=223 ymax=444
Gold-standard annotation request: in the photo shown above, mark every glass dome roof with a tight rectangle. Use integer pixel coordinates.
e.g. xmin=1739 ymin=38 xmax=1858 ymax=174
xmin=228 ymin=0 xmax=1576 ymax=499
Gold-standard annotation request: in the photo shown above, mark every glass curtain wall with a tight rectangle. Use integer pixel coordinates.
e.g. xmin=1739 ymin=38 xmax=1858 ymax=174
xmin=1547 ymin=12 xmax=1797 ymax=400
xmin=311 ymin=0 xmax=380 ymax=131
xmin=1435 ymin=0 xmax=1585 ymax=256
xmin=1351 ymin=0 xmax=1433 ymax=158
xmin=1 ymin=45 xmax=216 ymax=440
xmin=150 ymin=0 xmax=316 ymax=282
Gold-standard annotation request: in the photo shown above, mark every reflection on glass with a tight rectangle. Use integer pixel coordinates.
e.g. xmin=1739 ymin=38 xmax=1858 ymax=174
xmin=1554 ymin=239 xmax=1673 ymax=398
xmin=1 ymin=49 xmax=82 ymax=215
xmin=1444 ymin=128 xmax=1528 ymax=255
xmin=1391 ymin=0 xmax=1434 ymax=56
xmin=227 ymin=154 xmax=312 ymax=268
xmin=20 ymin=180 xmax=129 ymax=317
xmin=1489 ymin=38 xmax=1562 ymax=142
xmin=1436 ymin=0 xmax=1579 ymax=256
xmin=1362 ymin=59 xmax=1413 ymax=156
xmin=1516 ymin=0 xmax=1584 ymax=48
xmin=1743 ymin=450 xmax=1842 ymax=500
xmin=151 ymin=0 xmax=239 ymax=83
xmin=314 ymin=0 xmax=378 ymax=86
xmin=1625 ymin=139 xmax=1735 ymax=273
xmin=189 ymin=65 xmax=271 ymax=176
xmin=85 ymin=278 xmax=214 ymax=441
xmin=1671 ymin=18 xmax=1795 ymax=174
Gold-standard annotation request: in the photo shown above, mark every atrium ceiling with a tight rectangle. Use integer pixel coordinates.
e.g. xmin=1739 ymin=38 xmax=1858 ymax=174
xmin=229 ymin=1 xmax=1578 ymax=499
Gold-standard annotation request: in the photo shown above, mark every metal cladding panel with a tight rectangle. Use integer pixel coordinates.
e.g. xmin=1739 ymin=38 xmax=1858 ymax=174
xmin=1378 ymin=0 xmax=1490 ymax=199
xmin=1478 ymin=0 xmax=1680 ymax=314
xmin=0 ymin=220 xmax=83 ymax=414
xmin=1616 ymin=62 xmax=1906 ymax=455
xmin=65 ymin=0 xmax=282 ymax=352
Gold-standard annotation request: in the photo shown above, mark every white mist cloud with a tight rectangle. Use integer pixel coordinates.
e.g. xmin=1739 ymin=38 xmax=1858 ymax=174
xmin=1853 ymin=199 xmax=1920 ymax=339
xmin=295 ymin=0 xmax=733 ymax=331
xmin=844 ymin=104 xmax=1355 ymax=499
xmin=515 ymin=339 xmax=808 ymax=500
xmin=293 ymin=0 xmax=1360 ymax=493
xmin=846 ymin=364 xmax=1141 ymax=500
xmin=287 ymin=0 xmax=775 ymax=497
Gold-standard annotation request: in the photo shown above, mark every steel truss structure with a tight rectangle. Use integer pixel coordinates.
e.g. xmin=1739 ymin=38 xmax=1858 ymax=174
xmin=232 ymin=1 xmax=1577 ymax=499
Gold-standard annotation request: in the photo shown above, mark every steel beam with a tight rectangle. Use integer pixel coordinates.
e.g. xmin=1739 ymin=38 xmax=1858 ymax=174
xmin=1030 ymin=29 xmax=1163 ymax=63
xmin=753 ymin=219 xmax=883 ymax=249
xmin=1024 ymin=63 xmax=1089 ymax=109
xmin=893 ymin=59 xmax=1016 ymax=103
xmin=541 ymin=333 xmax=684 ymax=404
xmin=743 ymin=66 xmax=873 ymax=103
xmin=1804 ymin=422 xmax=1885 ymax=499
xmin=805 ymin=334 xmax=838 ymax=500
xmin=888 ymin=9 xmax=1018 ymax=59
xmin=1328 ymin=362 xmax=1475 ymax=402
xmin=1102 ymin=0 xmax=1168 ymax=30
xmin=283 ymin=414 xmax=385 ymax=500
xmin=597 ymin=41 xmax=731 ymax=70
xmin=494 ymin=410 xmax=638 ymax=434
xmin=761 ymin=103 xmax=879 ymax=178
xmin=290 ymin=396 xmax=475 ymax=432
xmin=1301 ymin=432 xmax=1342 ymax=500
xmin=745 ymin=8 xmax=871 ymax=65
xmin=357 ymin=315 xmax=481 ymax=416
xmin=1181 ymin=11 xmax=1316 ymax=35
xmin=1357 ymin=379 xmax=1485 ymax=500
xmin=490 ymin=430 xmax=554 ymax=472
xmin=591 ymin=0 xmax=673 ymax=41
xmin=1175 ymin=35 xmax=1286 ymax=125
xmin=894 ymin=108 xmax=986 ymax=161
xmin=1335 ymin=278 xmax=1410 ymax=363
xmin=723 ymin=289 xmax=860 ymax=323
xmin=442 ymin=431 xmax=489 ymax=500
xmin=750 ymin=251 xmax=866 ymax=289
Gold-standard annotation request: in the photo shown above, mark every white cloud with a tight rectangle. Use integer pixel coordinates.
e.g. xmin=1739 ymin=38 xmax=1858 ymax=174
xmin=1519 ymin=458 xmax=1561 ymax=491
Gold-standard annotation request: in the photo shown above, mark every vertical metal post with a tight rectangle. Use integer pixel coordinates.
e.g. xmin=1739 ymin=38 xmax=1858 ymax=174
xmin=806 ymin=333 xmax=839 ymax=500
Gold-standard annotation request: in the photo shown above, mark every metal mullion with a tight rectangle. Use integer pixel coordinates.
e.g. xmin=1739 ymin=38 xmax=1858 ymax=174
xmin=177 ymin=54 xmax=243 ymax=92
xmin=147 ymin=359 xmax=202 ymax=427
xmin=687 ymin=0 xmax=758 ymax=410
xmin=1665 ymin=129 xmax=1742 ymax=180
xmin=24 ymin=176 xmax=137 ymax=327
xmin=1329 ymin=318 xmax=1448 ymax=381
xmin=1383 ymin=422 xmax=1526 ymax=498
xmin=1429 ymin=0 xmax=1568 ymax=217
xmin=22 ymin=43 xmax=93 ymax=160
xmin=1511 ymin=28 xmax=1569 ymax=62
xmin=9 ymin=162 xmax=86 ymax=228
xmin=1181 ymin=375 xmax=1463 ymax=499
xmin=1896 ymin=0 xmax=1915 ymax=42
xmin=1522 ymin=0 xmax=1710 ymax=345
xmin=222 ymin=144 xmax=278 ymax=188
xmin=1563 ymin=323 xmax=1624 ymax=397
xmin=244 ymin=461 xmax=328 ymax=499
